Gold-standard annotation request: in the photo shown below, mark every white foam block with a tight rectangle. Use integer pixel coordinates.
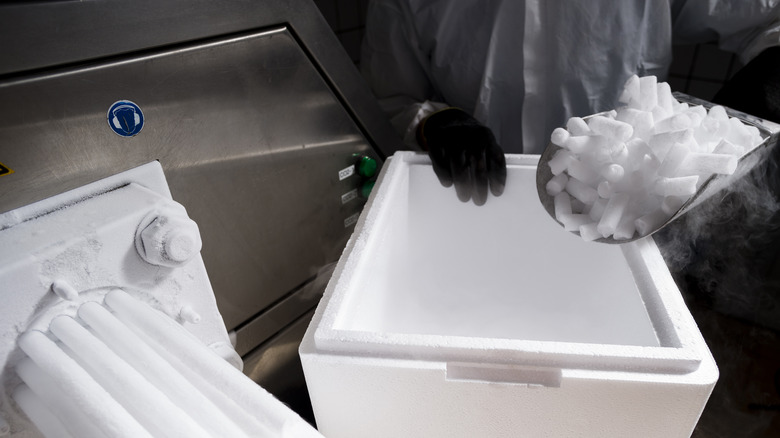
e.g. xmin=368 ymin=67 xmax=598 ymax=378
xmin=638 ymin=75 xmax=658 ymax=111
xmin=623 ymin=138 xmax=653 ymax=171
xmin=544 ymin=75 xmax=771 ymax=242
xmin=694 ymin=117 xmax=720 ymax=146
xmin=567 ymin=159 xmax=601 ymax=185
xmin=726 ymin=117 xmax=754 ymax=146
xmin=559 ymin=213 xmax=593 ymax=232
xmin=548 ymin=149 xmax=576 ymax=175
xmin=565 ymin=177 xmax=599 ymax=204
xmin=676 ymin=152 xmax=738 ymax=176
xmin=617 ymin=108 xmax=654 ymax=139
xmin=657 ymin=142 xmax=690 ymax=177
xmin=597 ymin=193 xmax=630 ymax=237
xmin=649 ymin=129 xmax=693 ymax=161
xmin=653 ymin=176 xmax=700 ymax=197
xmin=563 ymin=134 xmax=596 ymax=154
xmin=655 ymin=113 xmax=692 ymax=134
xmin=588 ymin=197 xmax=608 ymax=221
xmin=656 ymin=82 xmax=674 ymax=115
xmin=711 ymin=138 xmax=743 ymax=156
xmin=579 ymin=222 xmax=602 ymax=242
xmin=613 ymin=213 xmax=638 ymax=241
xmin=600 ymin=163 xmax=625 ymax=183
xmin=587 ymin=116 xmax=633 ymax=142
xmin=708 ymin=105 xmax=728 ymax=121
xmin=619 ymin=74 xmax=640 ymax=105
xmin=550 ymin=127 xmax=570 ymax=147
xmin=554 ymin=192 xmax=572 ymax=221
xmin=301 ymin=152 xmax=718 ymax=438
xmin=597 ymin=180 xmax=616 ymax=199
xmin=566 ymin=117 xmax=591 ymax=136
xmin=546 ymin=173 xmax=569 ymax=196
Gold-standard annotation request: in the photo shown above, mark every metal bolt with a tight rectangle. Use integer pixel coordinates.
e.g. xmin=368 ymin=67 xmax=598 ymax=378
xmin=136 ymin=208 xmax=202 ymax=268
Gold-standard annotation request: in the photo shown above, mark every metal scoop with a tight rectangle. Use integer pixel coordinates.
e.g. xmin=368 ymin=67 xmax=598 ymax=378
xmin=536 ymin=93 xmax=780 ymax=244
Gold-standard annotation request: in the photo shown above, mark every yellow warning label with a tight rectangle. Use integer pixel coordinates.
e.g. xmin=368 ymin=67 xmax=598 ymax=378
xmin=0 ymin=161 xmax=13 ymax=177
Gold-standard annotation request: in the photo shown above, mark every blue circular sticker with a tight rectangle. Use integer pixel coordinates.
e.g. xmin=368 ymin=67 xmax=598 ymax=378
xmin=107 ymin=100 xmax=144 ymax=137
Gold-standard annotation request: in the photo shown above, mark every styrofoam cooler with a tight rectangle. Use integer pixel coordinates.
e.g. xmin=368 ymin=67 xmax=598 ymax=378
xmin=299 ymin=152 xmax=718 ymax=437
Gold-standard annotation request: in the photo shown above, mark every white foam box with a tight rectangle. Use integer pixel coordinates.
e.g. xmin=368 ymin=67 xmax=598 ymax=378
xmin=300 ymin=152 xmax=718 ymax=438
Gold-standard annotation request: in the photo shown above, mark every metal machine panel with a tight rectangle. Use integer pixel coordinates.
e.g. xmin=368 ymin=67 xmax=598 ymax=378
xmin=0 ymin=24 xmax=388 ymax=342
xmin=242 ymin=310 xmax=319 ymax=425
xmin=0 ymin=27 xmax=379 ymax=336
xmin=0 ymin=0 xmax=402 ymax=416
xmin=0 ymin=0 xmax=400 ymax=160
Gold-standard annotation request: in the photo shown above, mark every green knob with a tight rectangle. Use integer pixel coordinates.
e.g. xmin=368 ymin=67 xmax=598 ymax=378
xmin=357 ymin=155 xmax=378 ymax=178
xmin=360 ymin=180 xmax=375 ymax=199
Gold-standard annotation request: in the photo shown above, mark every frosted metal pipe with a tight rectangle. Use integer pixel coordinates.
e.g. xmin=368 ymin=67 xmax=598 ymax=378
xmin=15 ymin=358 xmax=104 ymax=437
xmin=103 ymin=289 xmax=278 ymax=436
xmin=48 ymin=315 xmax=212 ymax=438
xmin=143 ymin=344 xmax=278 ymax=437
xmin=12 ymin=384 xmax=75 ymax=438
xmin=105 ymin=289 xmax=318 ymax=436
xmin=14 ymin=344 xmax=147 ymax=438
xmin=77 ymin=301 xmax=251 ymax=438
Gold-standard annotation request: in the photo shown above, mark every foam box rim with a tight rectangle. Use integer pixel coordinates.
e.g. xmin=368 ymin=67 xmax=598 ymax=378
xmin=305 ymin=152 xmax=716 ymax=377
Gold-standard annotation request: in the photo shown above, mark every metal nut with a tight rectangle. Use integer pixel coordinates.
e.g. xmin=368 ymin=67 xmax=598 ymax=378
xmin=137 ymin=211 xmax=202 ymax=268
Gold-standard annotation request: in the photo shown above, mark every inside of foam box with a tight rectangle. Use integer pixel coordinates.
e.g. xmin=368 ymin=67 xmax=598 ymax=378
xmin=332 ymin=160 xmax=659 ymax=347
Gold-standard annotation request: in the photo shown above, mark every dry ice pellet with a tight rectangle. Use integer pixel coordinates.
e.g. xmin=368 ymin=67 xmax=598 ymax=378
xmin=546 ymin=75 xmax=763 ymax=241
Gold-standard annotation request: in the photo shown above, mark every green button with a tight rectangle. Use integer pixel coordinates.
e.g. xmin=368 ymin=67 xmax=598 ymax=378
xmin=360 ymin=180 xmax=375 ymax=199
xmin=357 ymin=156 xmax=378 ymax=178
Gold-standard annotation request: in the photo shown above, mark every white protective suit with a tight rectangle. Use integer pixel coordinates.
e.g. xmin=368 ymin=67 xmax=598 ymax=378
xmin=361 ymin=0 xmax=780 ymax=154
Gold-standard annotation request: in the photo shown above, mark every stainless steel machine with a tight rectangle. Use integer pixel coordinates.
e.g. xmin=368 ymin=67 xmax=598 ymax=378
xmin=0 ymin=0 xmax=401 ymax=422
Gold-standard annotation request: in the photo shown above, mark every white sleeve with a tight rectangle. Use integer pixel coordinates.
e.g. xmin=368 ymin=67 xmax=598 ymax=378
xmin=672 ymin=0 xmax=780 ymax=64
xmin=390 ymin=100 xmax=449 ymax=149
xmin=360 ymin=0 xmax=447 ymax=149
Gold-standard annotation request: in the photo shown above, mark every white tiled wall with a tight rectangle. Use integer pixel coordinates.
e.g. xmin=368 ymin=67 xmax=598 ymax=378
xmin=313 ymin=0 xmax=739 ymax=101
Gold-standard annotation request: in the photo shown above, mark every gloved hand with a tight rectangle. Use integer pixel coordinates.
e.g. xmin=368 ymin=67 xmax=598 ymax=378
xmin=416 ymin=108 xmax=507 ymax=206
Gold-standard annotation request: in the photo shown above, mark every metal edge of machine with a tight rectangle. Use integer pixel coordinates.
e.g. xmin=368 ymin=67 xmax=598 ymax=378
xmin=0 ymin=0 xmax=401 ymax=159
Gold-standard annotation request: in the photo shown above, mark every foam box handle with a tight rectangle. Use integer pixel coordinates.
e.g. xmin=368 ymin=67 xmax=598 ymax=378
xmin=446 ymin=362 xmax=562 ymax=388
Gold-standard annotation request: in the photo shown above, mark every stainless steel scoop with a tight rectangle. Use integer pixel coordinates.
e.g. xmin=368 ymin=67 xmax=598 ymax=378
xmin=536 ymin=93 xmax=780 ymax=244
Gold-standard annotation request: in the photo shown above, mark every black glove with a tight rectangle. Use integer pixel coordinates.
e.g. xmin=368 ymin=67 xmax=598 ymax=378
xmin=713 ymin=46 xmax=780 ymax=123
xmin=417 ymin=108 xmax=507 ymax=206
